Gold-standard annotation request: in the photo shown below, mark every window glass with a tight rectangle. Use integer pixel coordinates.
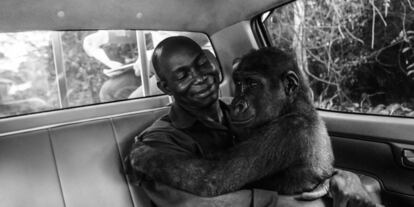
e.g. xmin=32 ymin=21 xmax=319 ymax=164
xmin=263 ymin=0 xmax=414 ymax=117
xmin=0 ymin=31 xmax=58 ymax=117
xmin=0 ymin=30 xmax=216 ymax=118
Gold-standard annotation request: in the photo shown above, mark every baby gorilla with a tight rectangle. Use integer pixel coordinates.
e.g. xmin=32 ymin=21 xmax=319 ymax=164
xmin=130 ymin=47 xmax=334 ymax=196
xmin=230 ymin=47 xmax=334 ymax=194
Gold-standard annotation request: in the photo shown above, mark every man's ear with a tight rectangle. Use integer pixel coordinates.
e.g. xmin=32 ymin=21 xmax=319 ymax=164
xmin=232 ymin=58 xmax=241 ymax=70
xmin=157 ymin=80 xmax=172 ymax=95
xmin=204 ymin=49 xmax=222 ymax=82
xmin=282 ymin=71 xmax=299 ymax=96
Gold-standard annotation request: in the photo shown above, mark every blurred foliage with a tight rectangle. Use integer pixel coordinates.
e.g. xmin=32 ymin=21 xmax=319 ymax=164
xmin=265 ymin=0 xmax=414 ymax=117
xmin=0 ymin=32 xmax=58 ymax=116
xmin=61 ymin=31 xmax=109 ymax=107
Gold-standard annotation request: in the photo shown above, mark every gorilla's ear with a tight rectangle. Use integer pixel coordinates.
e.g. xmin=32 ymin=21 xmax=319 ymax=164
xmin=157 ymin=80 xmax=172 ymax=95
xmin=282 ymin=71 xmax=299 ymax=96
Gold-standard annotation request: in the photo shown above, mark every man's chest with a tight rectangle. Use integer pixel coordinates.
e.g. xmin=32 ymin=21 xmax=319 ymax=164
xmin=183 ymin=124 xmax=234 ymax=156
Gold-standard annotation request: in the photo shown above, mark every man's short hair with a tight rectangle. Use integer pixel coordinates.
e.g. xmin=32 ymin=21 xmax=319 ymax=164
xmin=151 ymin=36 xmax=201 ymax=81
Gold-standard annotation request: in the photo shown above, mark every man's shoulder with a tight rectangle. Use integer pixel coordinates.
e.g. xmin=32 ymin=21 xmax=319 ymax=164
xmin=139 ymin=115 xmax=175 ymax=138
xmin=139 ymin=114 xmax=192 ymax=145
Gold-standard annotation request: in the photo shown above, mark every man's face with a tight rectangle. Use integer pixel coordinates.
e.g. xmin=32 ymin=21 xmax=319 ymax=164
xmin=158 ymin=46 xmax=220 ymax=109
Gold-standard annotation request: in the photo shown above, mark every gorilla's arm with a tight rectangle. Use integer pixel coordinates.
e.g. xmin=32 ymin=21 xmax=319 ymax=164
xmin=130 ymin=115 xmax=315 ymax=197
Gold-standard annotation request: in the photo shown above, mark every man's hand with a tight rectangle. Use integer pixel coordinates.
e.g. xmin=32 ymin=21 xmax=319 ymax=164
xmin=329 ymin=169 xmax=384 ymax=207
xmin=296 ymin=169 xmax=384 ymax=207
xmin=295 ymin=178 xmax=330 ymax=201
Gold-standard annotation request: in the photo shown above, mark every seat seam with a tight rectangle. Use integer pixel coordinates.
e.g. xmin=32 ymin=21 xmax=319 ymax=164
xmin=109 ymin=118 xmax=136 ymax=207
xmin=47 ymin=129 xmax=67 ymax=207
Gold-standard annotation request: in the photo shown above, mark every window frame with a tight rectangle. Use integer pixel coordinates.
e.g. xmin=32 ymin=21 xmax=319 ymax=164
xmin=0 ymin=29 xmax=221 ymax=119
xmin=0 ymin=94 xmax=170 ymax=136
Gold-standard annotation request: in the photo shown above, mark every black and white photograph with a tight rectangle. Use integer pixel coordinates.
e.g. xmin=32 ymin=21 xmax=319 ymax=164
xmin=0 ymin=0 xmax=413 ymax=206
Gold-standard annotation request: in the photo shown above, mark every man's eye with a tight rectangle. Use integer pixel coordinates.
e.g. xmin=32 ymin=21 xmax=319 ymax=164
xmin=198 ymin=57 xmax=208 ymax=65
xmin=176 ymin=72 xmax=186 ymax=80
xmin=199 ymin=60 xmax=211 ymax=69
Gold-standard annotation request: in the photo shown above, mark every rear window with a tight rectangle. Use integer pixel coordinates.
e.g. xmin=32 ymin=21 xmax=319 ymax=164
xmin=0 ymin=30 xmax=215 ymax=118
xmin=261 ymin=0 xmax=414 ymax=117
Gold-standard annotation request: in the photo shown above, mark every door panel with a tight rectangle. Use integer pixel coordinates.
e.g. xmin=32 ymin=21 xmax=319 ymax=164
xmin=322 ymin=111 xmax=414 ymax=206
xmin=332 ymin=137 xmax=414 ymax=194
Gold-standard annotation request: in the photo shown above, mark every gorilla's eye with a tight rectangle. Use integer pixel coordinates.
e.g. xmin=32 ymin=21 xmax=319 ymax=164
xmin=235 ymin=80 xmax=242 ymax=86
xmin=246 ymin=78 xmax=259 ymax=88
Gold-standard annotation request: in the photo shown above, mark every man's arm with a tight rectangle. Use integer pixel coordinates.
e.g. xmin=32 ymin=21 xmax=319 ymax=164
xmin=83 ymin=31 xmax=123 ymax=68
xmin=131 ymin=127 xmax=383 ymax=207
xmin=329 ymin=170 xmax=384 ymax=207
xmin=130 ymin=122 xmax=304 ymax=197
xmin=141 ymin=180 xmax=279 ymax=207
xmin=127 ymin=134 xmax=280 ymax=207
xmin=132 ymin=144 xmax=383 ymax=207
xmin=296 ymin=170 xmax=383 ymax=207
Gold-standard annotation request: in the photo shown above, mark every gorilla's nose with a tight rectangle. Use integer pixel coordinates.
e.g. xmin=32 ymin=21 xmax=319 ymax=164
xmin=231 ymin=99 xmax=248 ymax=115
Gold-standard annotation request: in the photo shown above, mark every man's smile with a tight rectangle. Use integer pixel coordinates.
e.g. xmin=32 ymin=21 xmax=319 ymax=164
xmin=193 ymin=83 xmax=215 ymax=99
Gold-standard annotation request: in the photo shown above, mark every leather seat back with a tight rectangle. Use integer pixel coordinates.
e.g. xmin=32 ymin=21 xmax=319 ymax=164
xmin=0 ymin=107 xmax=168 ymax=207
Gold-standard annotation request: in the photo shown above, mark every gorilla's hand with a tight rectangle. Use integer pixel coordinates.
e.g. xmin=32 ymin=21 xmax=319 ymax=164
xmin=329 ymin=169 xmax=384 ymax=207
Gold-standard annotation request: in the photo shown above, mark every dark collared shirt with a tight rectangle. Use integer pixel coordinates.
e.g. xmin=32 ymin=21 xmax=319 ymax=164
xmin=139 ymin=100 xmax=235 ymax=157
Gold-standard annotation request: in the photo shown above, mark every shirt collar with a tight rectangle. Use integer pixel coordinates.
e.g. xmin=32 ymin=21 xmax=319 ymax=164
xmin=169 ymin=100 xmax=230 ymax=129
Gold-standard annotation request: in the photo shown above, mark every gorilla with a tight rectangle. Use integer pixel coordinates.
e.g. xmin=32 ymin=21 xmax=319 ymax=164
xmin=229 ymin=47 xmax=333 ymax=194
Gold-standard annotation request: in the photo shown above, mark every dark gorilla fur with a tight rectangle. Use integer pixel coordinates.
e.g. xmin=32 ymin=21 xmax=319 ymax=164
xmin=129 ymin=47 xmax=334 ymax=196
xmin=229 ymin=47 xmax=334 ymax=193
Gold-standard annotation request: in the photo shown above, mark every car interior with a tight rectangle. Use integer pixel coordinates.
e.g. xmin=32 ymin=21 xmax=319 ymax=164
xmin=0 ymin=0 xmax=413 ymax=206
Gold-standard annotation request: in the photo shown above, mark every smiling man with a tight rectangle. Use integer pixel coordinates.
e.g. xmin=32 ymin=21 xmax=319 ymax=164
xmin=128 ymin=36 xmax=379 ymax=207
xmin=153 ymin=36 xmax=222 ymax=122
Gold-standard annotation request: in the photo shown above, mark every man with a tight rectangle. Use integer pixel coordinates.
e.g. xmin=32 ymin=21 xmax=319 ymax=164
xmin=83 ymin=30 xmax=142 ymax=101
xmin=128 ymin=36 xmax=379 ymax=207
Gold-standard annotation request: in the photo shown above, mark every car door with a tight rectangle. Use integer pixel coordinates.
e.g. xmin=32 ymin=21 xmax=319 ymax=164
xmin=255 ymin=0 xmax=414 ymax=206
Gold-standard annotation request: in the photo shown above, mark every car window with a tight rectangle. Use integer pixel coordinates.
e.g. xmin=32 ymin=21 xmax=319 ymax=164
xmin=0 ymin=30 xmax=216 ymax=118
xmin=261 ymin=0 xmax=414 ymax=117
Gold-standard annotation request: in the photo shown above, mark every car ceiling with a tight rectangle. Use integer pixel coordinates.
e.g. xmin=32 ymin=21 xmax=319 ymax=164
xmin=0 ymin=0 xmax=290 ymax=34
